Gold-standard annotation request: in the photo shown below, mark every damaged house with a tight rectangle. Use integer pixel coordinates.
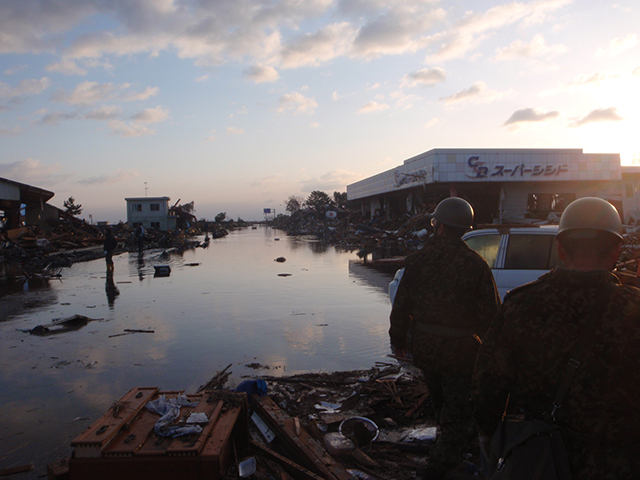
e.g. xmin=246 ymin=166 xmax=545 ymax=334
xmin=347 ymin=148 xmax=640 ymax=226
xmin=0 ymin=177 xmax=56 ymax=234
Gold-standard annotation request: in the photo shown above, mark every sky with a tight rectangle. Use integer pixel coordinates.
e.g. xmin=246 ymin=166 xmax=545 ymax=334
xmin=1 ymin=0 xmax=639 ymax=223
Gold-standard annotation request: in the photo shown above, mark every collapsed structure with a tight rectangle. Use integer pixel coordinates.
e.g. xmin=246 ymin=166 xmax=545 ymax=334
xmin=347 ymin=149 xmax=640 ymax=226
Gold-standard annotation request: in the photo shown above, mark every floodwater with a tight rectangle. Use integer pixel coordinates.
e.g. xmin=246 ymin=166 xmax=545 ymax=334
xmin=0 ymin=226 xmax=397 ymax=476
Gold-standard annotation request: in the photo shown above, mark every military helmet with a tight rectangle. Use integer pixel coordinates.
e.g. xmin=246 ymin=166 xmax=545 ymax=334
xmin=558 ymin=197 xmax=623 ymax=240
xmin=432 ymin=197 xmax=474 ymax=229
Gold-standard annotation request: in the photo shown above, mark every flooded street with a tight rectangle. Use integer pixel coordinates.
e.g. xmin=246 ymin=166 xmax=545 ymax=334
xmin=0 ymin=226 xmax=396 ymax=476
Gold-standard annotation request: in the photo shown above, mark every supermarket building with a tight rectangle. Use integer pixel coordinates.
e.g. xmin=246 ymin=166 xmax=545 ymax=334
xmin=346 ymin=148 xmax=640 ymax=226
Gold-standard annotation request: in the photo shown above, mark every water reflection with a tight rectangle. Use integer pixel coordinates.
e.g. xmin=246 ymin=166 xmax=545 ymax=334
xmin=105 ymin=273 xmax=120 ymax=308
xmin=0 ymin=226 xmax=395 ymax=479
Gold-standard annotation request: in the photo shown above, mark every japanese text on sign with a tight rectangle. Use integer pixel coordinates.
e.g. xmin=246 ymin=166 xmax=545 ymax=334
xmin=466 ymin=156 xmax=569 ymax=179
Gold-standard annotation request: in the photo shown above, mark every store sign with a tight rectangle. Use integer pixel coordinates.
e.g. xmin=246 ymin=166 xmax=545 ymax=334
xmin=466 ymin=156 xmax=569 ymax=179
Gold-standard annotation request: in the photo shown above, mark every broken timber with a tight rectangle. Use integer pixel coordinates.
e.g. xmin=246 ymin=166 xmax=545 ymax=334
xmin=252 ymin=394 xmax=353 ymax=480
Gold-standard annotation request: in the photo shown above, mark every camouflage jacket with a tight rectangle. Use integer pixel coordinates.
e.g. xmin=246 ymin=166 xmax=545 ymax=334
xmin=389 ymin=235 xmax=500 ymax=377
xmin=472 ymin=268 xmax=640 ymax=478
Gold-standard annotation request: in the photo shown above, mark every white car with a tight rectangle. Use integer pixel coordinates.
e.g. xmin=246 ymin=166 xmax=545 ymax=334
xmin=462 ymin=225 xmax=560 ymax=299
xmin=389 ymin=226 xmax=560 ymax=303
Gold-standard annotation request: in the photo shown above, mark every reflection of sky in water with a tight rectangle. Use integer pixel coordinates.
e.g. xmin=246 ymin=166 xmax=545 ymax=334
xmin=0 ymin=226 xmax=395 ymax=477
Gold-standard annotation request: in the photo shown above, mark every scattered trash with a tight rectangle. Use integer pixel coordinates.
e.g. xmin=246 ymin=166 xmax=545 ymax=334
xmin=401 ymin=426 xmax=438 ymax=443
xmin=153 ymin=264 xmax=171 ymax=277
xmin=19 ymin=314 xmax=101 ymax=336
xmin=339 ymin=416 xmax=379 ymax=443
xmin=145 ymin=394 xmax=202 ymax=438
xmin=324 ymin=432 xmax=355 ymax=455
xmin=274 ymin=257 xmax=286 ymax=262
xmin=238 ymin=457 xmax=257 ymax=477
xmin=277 ymin=273 xmax=292 ymax=277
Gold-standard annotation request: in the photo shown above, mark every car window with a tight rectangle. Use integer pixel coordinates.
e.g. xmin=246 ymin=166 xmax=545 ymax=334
xmin=504 ymin=234 xmax=555 ymax=270
xmin=464 ymin=234 xmax=501 ymax=268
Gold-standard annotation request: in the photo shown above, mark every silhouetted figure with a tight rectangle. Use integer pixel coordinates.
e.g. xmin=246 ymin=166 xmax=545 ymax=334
xmin=135 ymin=225 xmax=145 ymax=254
xmin=104 ymin=227 xmax=117 ymax=273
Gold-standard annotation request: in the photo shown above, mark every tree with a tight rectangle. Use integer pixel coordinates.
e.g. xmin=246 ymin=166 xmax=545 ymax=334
xmin=304 ymin=190 xmax=334 ymax=213
xmin=215 ymin=212 xmax=227 ymax=223
xmin=333 ymin=191 xmax=348 ymax=209
xmin=284 ymin=195 xmax=304 ymax=214
xmin=181 ymin=201 xmax=195 ymax=214
xmin=63 ymin=196 xmax=83 ymax=216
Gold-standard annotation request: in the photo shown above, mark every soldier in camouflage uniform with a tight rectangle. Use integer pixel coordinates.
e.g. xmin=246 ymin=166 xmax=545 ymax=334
xmin=390 ymin=197 xmax=500 ymax=479
xmin=472 ymin=197 xmax=640 ymax=479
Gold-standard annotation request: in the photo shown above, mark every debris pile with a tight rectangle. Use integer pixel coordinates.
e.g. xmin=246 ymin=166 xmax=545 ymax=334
xmin=48 ymin=363 xmax=483 ymax=480
xmin=0 ymin=213 xmax=229 ymax=282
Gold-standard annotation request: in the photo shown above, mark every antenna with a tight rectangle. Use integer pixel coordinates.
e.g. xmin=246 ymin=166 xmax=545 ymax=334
xmin=144 ymin=182 xmax=148 ymax=197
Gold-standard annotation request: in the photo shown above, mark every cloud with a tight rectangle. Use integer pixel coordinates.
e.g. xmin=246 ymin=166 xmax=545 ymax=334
xmin=633 ymin=67 xmax=640 ymax=76
xmin=131 ymin=106 xmax=169 ymax=123
xmin=0 ymin=126 xmax=23 ymax=137
xmin=120 ymin=86 xmax=159 ymax=102
xmin=351 ymin=6 xmax=446 ymax=59
xmin=571 ymin=107 xmax=624 ymax=127
xmin=243 ymin=65 xmax=280 ymax=83
xmin=494 ymin=34 xmax=567 ymax=61
xmin=205 ymin=130 xmax=216 ymax=141
xmin=401 ymin=67 xmax=446 ymax=88
xmin=357 ymin=101 xmax=389 ymax=114
xmin=84 ymin=105 xmax=122 ymax=120
xmin=52 ymin=81 xmax=158 ymax=106
xmin=195 ymin=75 xmax=209 ymax=82
xmin=595 ymin=33 xmax=638 ymax=58
xmin=424 ymin=0 xmax=572 ymax=63
xmin=4 ymin=64 xmax=28 ymax=75
xmin=108 ymin=120 xmax=155 ymax=137
xmin=45 ymin=57 xmax=87 ymax=75
xmin=0 ymin=77 xmax=51 ymax=99
xmin=281 ymin=22 xmax=355 ymax=68
xmin=439 ymin=81 xmax=505 ymax=105
xmin=539 ymin=71 xmax=620 ymax=96
xmin=34 ymin=110 xmax=79 ymax=126
xmin=278 ymin=92 xmax=318 ymax=114
xmin=332 ymin=91 xmax=344 ymax=101
xmin=299 ymin=170 xmax=359 ymax=192
xmin=0 ymin=158 xmax=68 ymax=186
xmin=390 ymin=91 xmax=420 ymax=110
xmin=226 ymin=126 xmax=245 ymax=134
xmin=503 ymin=107 xmax=560 ymax=126
xmin=77 ymin=170 xmax=139 ymax=185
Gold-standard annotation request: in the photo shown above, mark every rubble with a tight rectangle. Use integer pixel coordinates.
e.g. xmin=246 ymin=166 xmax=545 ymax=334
xmin=0 ymin=213 xmax=234 ymax=283
xmin=47 ymin=363 xmax=481 ymax=480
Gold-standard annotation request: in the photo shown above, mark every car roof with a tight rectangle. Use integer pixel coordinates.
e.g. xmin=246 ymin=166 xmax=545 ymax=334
xmin=463 ymin=225 xmax=559 ymax=237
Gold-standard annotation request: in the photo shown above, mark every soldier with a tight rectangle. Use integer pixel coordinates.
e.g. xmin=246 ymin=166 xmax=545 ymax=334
xmin=472 ymin=197 xmax=640 ymax=478
xmin=390 ymin=197 xmax=501 ymax=479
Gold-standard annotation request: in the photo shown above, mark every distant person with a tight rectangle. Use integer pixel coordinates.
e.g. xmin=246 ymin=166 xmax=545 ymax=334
xmin=103 ymin=227 xmax=117 ymax=272
xmin=389 ymin=197 xmax=500 ymax=479
xmin=135 ymin=225 xmax=145 ymax=254
xmin=472 ymin=197 xmax=640 ymax=478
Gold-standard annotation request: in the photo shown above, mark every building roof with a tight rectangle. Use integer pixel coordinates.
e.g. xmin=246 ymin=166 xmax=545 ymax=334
xmin=0 ymin=177 xmax=54 ymax=205
xmin=125 ymin=197 xmax=171 ymax=201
